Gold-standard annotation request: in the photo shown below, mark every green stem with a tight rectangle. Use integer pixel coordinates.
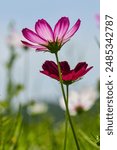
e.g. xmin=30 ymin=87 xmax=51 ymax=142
xmin=63 ymin=85 xmax=69 ymax=150
xmin=55 ymin=53 xmax=80 ymax=150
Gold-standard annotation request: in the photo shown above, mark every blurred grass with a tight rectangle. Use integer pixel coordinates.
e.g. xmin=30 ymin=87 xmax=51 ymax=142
xmin=0 ymin=98 xmax=100 ymax=150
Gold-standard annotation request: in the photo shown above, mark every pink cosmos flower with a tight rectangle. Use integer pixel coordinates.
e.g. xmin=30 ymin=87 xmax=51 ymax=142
xmin=40 ymin=61 xmax=93 ymax=85
xmin=22 ymin=17 xmax=81 ymax=53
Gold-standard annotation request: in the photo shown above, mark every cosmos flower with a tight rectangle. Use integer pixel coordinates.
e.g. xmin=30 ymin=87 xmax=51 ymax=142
xmin=22 ymin=17 xmax=81 ymax=53
xmin=59 ymin=87 xmax=98 ymax=116
xmin=40 ymin=61 xmax=93 ymax=85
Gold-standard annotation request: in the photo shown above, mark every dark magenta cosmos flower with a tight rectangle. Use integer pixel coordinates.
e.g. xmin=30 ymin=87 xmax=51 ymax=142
xmin=40 ymin=61 xmax=93 ymax=85
xmin=22 ymin=17 xmax=81 ymax=53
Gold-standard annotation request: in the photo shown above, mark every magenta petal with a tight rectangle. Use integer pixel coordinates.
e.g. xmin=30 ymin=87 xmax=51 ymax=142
xmin=74 ymin=62 xmax=87 ymax=72
xmin=40 ymin=70 xmax=59 ymax=80
xmin=73 ymin=67 xmax=86 ymax=80
xmin=62 ymin=71 xmax=74 ymax=81
xmin=42 ymin=61 xmax=58 ymax=75
xmin=82 ymin=66 xmax=93 ymax=76
xmin=35 ymin=19 xmax=54 ymax=41
xmin=73 ymin=66 xmax=93 ymax=80
xmin=21 ymin=41 xmax=47 ymax=50
xmin=22 ymin=28 xmax=47 ymax=45
xmin=60 ymin=61 xmax=70 ymax=74
xmin=54 ymin=17 xmax=70 ymax=41
xmin=63 ymin=19 xmax=81 ymax=42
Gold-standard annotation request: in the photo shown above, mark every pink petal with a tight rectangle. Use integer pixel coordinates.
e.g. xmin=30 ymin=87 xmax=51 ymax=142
xmin=62 ymin=71 xmax=75 ymax=81
xmin=40 ymin=70 xmax=59 ymax=80
xmin=60 ymin=61 xmax=70 ymax=74
xmin=74 ymin=62 xmax=87 ymax=72
xmin=54 ymin=17 xmax=70 ymax=41
xmin=73 ymin=66 xmax=93 ymax=80
xmin=82 ymin=66 xmax=93 ymax=76
xmin=73 ymin=67 xmax=86 ymax=80
xmin=22 ymin=41 xmax=48 ymax=51
xmin=22 ymin=28 xmax=47 ymax=45
xmin=35 ymin=19 xmax=54 ymax=41
xmin=42 ymin=61 xmax=58 ymax=75
xmin=63 ymin=19 xmax=81 ymax=42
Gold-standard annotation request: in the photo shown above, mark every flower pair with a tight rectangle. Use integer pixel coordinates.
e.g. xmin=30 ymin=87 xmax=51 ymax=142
xmin=22 ymin=17 xmax=93 ymax=84
xmin=22 ymin=16 xmax=93 ymax=150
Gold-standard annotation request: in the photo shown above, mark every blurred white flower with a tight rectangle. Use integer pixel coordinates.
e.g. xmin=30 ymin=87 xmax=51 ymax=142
xmin=27 ymin=102 xmax=48 ymax=115
xmin=7 ymin=30 xmax=23 ymax=48
xmin=6 ymin=23 xmax=24 ymax=48
xmin=59 ymin=87 xmax=98 ymax=116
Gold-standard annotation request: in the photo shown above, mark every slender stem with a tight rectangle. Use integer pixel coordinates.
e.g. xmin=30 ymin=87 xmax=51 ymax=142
xmin=55 ymin=53 xmax=80 ymax=150
xmin=63 ymin=85 xmax=69 ymax=150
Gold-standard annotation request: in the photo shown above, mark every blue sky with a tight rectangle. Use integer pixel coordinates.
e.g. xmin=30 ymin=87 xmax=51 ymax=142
xmin=0 ymin=0 xmax=99 ymax=102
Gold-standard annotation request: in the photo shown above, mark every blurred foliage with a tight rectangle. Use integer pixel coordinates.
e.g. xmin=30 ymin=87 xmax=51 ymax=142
xmin=0 ymin=108 xmax=22 ymax=149
xmin=0 ymin=98 xmax=100 ymax=150
xmin=4 ymin=46 xmax=24 ymax=111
